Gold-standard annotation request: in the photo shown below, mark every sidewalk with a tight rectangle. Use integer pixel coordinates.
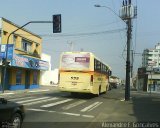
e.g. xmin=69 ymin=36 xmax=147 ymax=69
xmin=0 ymin=85 xmax=58 ymax=97
xmin=105 ymin=89 xmax=160 ymax=122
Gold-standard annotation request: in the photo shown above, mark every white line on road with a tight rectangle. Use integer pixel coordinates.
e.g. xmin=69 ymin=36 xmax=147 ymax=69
xmin=60 ymin=112 xmax=80 ymax=116
xmin=62 ymin=100 xmax=86 ymax=110
xmin=27 ymin=108 xmax=49 ymax=112
xmin=82 ymin=115 xmax=95 ymax=118
xmin=23 ymin=97 xmax=59 ymax=106
xmin=0 ymin=92 xmax=14 ymax=95
xmin=80 ymin=102 xmax=103 ymax=112
xmin=29 ymin=89 xmax=50 ymax=93
xmin=41 ymin=99 xmax=73 ymax=108
xmin=16 ymin=97 xmax=50 ymax=104
xmin=27 ymin=108 xmax=94 ymax=118
xmin=9 ymin=96 xmax=34 ymax=101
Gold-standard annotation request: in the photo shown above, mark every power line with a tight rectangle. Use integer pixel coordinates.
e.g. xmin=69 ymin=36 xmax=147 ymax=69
xmin=40 ymin=28 xmax=126 ymax=37
xmin=16 ymin=28 xmax=126 ymax=38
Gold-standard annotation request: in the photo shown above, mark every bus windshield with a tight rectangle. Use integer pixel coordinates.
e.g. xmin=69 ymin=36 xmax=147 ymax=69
xmin=60 ymin=53 xmax=90 ymax=70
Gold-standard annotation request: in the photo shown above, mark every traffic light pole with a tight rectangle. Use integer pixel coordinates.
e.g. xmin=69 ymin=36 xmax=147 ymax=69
xmin=1 ymin=21 xmax=52 ymax=93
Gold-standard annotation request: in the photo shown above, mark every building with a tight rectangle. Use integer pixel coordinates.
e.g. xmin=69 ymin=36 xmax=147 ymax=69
xmin=142 ymin=43 xmax=160 ymax=68
xmin=139 ymin=43 xmax=160 ymax=93
xmin=0 ymin=17 xmax=49 ymax=91
xmin=40 ymin=53 xmax=59 ymax=86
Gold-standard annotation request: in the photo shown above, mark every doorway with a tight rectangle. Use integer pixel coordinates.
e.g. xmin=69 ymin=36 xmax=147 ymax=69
xmin=25 ymin=70 xmax=30 ymax=89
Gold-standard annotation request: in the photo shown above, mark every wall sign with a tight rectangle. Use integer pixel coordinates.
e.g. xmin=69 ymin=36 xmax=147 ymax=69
xmin=12 ymin=54 xmax=49 ymax=70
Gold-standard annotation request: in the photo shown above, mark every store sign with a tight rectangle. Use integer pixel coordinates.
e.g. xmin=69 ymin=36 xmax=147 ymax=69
xmin=12 ymin=54 xmax=49 ymax=70
xmin=0 ymin=44 xmax=14 ymax=60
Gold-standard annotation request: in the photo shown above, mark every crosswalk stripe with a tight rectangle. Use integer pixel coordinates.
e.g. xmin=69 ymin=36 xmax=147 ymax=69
xmin=80 ymin=102 xmax=103 ymax=112
xmin=23 ymin=97 xmax=59 ymax=106
xmin=62 ymin=100 xmax=86 ymax=110
xmin=41 ymin=99 xmax=73 ymax=108
xmin=16 ymin=97 xmax=50 ymax=104
xmin=9 ymin=96 xmax=34 ymax=101
xmin=27 ymin=108 xmax=94 ymax=118
xmin=29 ymin=89 xmax=49 ymax=93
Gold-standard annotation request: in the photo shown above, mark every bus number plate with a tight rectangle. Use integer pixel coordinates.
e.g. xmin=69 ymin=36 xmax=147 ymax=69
xmin=72 ymin=82 xmax=77 ymax=85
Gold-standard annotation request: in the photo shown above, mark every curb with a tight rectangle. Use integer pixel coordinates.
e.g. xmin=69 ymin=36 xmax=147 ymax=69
xmin=0 ymin=85 xmax=58 ymax=96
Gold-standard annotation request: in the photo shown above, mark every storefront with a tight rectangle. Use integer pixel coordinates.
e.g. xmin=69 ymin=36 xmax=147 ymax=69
xmin=0 ymin=17 xmax=48 ymax=91
xmin=137 ymin=67 xmax=160 ymax=93
xmin=147 ymin=74 xmax=160 ymax=93
xmin=0 ymin=53 xmax=49 ymax=90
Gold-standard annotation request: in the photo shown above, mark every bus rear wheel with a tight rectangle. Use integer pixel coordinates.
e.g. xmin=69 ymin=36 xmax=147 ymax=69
xmin=96 ymin=86 xmax=101 ymax=96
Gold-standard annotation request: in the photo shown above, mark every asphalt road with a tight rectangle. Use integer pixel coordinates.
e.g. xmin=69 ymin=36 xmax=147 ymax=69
xmin=4 ymin=87 xmax=160 ymax=128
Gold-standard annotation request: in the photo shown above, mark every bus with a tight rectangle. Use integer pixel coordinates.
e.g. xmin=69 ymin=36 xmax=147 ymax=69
xmin=59 ymin=52 xmax=112 ymax=96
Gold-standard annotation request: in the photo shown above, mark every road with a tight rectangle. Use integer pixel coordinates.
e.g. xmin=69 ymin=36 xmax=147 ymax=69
xmin=4 ymin=86 xmax=160 ymax=128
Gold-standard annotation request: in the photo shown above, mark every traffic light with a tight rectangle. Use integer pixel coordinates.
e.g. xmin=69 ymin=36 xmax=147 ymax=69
xmin=53 ymin=14 xmax=61 ymax=33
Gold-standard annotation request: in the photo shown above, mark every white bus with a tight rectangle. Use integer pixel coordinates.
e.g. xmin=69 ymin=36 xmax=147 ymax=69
xmin=59 ymin=52 xmax=111 ymax=96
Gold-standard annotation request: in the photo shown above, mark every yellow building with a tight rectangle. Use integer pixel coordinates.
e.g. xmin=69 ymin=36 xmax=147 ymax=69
xmin=0 ymin=17 xmax=49 ymax=90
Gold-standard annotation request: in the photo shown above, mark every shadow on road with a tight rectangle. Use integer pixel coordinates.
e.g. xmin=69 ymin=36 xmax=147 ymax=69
xmin=131 ymin=93 xmax=160 ymax=122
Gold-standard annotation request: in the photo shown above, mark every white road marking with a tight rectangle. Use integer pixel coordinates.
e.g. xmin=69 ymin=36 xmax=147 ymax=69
xmin=62 ymin=100 xmax=86 ymax=110
xmin=27 ymin=108 xmax=94 ymax=118
xmin=9 ymin=96 xmax=34 ymax=101
xmin=29 ymin=89 xmax=50 ymax=93
xmin=0 ymin=92 xmax=14 ymax=95
xmin=16 ymin=97 xmax=50 ymax=104
xmin=23 ymin=97 xmax=59 ymax=106
xmin=41 ymin=99 xmax=73 ymax=108
xmin=61 ymin=112 xmax=80 ymax=116
xmin=80 ymin=102 xmax=103 ymax=112
xmin=27 ymin=108 xmax=48 ymax=112
xmin=82 ymin=115 xmax=95 ymax=118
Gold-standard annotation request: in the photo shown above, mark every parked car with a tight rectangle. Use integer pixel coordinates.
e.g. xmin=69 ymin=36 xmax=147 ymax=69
xmin=0 ymin=98 xmax=25 ymax=128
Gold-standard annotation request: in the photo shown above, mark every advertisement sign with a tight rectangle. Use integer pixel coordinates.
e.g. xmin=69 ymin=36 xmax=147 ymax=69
xmin=12 ymin=54 xmax=49 ymax=70
xmin=61 ymin=53 xmax=90 ymax=70
xmin=0 ymin=44 xmax=14 ymax=60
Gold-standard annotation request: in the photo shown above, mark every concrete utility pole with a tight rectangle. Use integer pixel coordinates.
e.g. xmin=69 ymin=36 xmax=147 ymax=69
xmin=120 ymin=0 xmax=137 ymax=100
xmin=125 ymin=16 xmax=132 ymax=100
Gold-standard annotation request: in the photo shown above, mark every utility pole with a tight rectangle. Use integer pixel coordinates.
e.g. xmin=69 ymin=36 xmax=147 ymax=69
xmin=120 ymin=0 xmax=137 ymax=100
xmin=131 ymin=50 xmax=134 ymax=78
xmin=125 ymin=16 xmax=132 ymax=100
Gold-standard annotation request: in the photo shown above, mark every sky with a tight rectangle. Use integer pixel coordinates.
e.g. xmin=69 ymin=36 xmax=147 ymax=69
xmin=1 ymin=0 xmax=160 ymax=79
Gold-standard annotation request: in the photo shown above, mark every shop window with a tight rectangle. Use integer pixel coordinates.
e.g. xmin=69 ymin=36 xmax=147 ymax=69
xmin=33 ymin=71 xmax=38 ymax=85
xmin=13 ymin=35 xmax=17 ymax=44
xmin=22 ymin=39 xmax=32 ymax=52
xmin=16 ymin=70 xmax=22 ymax=85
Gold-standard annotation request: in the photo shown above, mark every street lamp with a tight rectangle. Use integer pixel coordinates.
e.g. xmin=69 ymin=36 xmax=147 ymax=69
xmin=94 ymin=4 xmax=125 ymax=23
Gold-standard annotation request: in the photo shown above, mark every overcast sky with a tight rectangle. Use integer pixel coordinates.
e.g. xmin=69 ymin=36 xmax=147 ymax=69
xmin=1 ymin=0 xmax=160 ymax=79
